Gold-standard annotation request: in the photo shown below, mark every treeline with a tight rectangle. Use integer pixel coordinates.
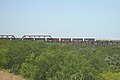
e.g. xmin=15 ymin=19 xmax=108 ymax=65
xmin=0 ymin=40 xmax=120 ymax=80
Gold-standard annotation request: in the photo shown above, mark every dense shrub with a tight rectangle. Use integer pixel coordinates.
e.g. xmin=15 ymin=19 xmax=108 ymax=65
xmin=0 ymin=40 xmax=120 ymax=80
xmin=0 ymin=48 xmax=9 ymax=69
xmin=19 ymin=50 xmax=97 ymax=80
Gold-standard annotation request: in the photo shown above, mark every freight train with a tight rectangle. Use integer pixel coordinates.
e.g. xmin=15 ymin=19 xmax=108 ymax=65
xmin=0 ymin=35 xmax=120 ymax=46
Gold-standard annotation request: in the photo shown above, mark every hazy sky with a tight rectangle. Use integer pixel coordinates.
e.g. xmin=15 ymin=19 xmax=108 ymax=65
xmin=0 ymin=0 xmax=120 ymax=39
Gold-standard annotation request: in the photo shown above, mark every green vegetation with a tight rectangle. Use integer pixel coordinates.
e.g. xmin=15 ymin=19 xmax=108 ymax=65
xmin=0 ymin=40 xmax=120 ymax=80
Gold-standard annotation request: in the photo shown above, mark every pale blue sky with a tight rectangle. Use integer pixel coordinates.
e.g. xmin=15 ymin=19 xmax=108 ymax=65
xmin=0 ymin=0 xmax=120 ymax=39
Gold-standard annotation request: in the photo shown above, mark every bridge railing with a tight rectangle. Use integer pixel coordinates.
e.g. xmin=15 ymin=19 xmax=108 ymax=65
xmin=0 ymin=35 xmax=15 ymax=40
xmin=22 ymin=35 xmax=52 ymax=41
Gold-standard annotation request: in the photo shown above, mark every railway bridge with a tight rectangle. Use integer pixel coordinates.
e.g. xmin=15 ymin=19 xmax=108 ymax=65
xmin=0 ymin=35 xmax=120 ymax=46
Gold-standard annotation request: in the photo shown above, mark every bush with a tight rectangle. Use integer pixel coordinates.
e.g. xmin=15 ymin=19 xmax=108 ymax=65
xmin=0 ymin=40 xmax=120 ymax=80
xmin=0 ymin=48 xmax=9 ymax=69
xmin=19 ymin=45 xmax=98 ymax=80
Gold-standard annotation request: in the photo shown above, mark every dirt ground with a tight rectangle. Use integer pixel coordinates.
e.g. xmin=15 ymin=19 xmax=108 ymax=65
xmin=0 ymin=70 xmax=26 ymax=80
